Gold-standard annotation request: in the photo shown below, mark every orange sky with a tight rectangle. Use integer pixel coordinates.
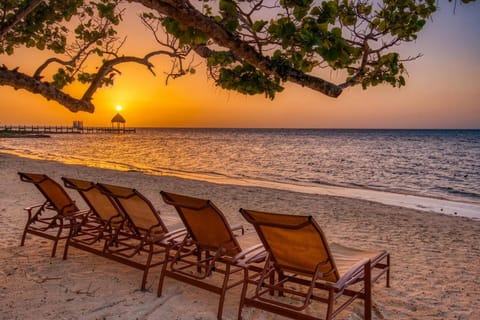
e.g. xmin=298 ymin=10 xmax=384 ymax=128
xmin=1 ymin=2 xmax=479 ymax=129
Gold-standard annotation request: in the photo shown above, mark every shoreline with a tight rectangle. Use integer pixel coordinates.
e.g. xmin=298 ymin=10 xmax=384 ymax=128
xmin=2 ymin=150 xmax=479 ymax=220
xmin=188 ymin=173 xmax=480 ymax=220
xmin=1 ymin=152 xmax=480 ymax=319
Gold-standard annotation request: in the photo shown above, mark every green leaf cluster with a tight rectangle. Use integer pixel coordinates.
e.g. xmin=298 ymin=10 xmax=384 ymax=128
xmin=264 ymin=0 xmax=436 ymax=91
xmin=268 ymin=3 xmax=361 ymax=71
xmin=193 ymin=0 xmax=440 ymax=98
xmin=52 ymin=67 xmax=74 ymax=89
xmin=1 ymin=0 xmax=84 ymax=55
xmin=207 ymin=51 xmax=235 ymax=67
xmin=78 ymin=72 xmax=96 ymax=84
xmin=96 ymin=0 xmax=121 ymax=25
xmin=0 ymin=0 xmax=126 ymax=93
xmin=1 ymin=0 xmax=122 ymax=57
xmin=161 ymin=17 xmax=208 ymax=46
xmin=371 ymin=0 xmax=435 ymax=40
xmin=280 ymin=0 xmax=315 ymax=20
xmin=360 ymin=52 xmax=406 ymax=89
xmin=217 ymin=64 xmax=284 ymax=99
xmin=217 ymin=0 xmax=240 ymax=33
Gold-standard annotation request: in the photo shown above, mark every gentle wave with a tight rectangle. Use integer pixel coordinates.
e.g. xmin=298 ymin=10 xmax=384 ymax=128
xmin=433 ymin=186 xmax=480 ymax=200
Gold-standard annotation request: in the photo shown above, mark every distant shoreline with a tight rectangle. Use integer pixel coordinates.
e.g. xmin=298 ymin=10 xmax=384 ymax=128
xmin=0 ymin=132 xmax=50 ymax=138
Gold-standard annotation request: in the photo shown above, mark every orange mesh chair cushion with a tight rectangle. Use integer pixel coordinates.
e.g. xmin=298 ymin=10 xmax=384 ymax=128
xmin=18 ymin=172 xmax=86 ymax=257
xmin=161 ymin=191 xmax=241 ymax=256
xmin=242 ymin=211 xmax=338 ymax=281
xmin=159 ymin=191 xmax=265 ymax=320
xmin=94 ymin=183 xmax=185 ymax=290
xmin=62 ymin=177 xmax=122 ymax=225
xmin=62 ymin=177 xmax=127 ymax=259
xmin=98 ymin=183 xmax=167 ymax=237
xmin=20 ymin=172 xmax=79 ymax=214
xmin=239 ymin=208 xmax=390 ymax=320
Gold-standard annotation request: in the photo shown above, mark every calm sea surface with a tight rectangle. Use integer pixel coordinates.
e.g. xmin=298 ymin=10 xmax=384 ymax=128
xmin=1 ymin=129 xmax=479 ymax=205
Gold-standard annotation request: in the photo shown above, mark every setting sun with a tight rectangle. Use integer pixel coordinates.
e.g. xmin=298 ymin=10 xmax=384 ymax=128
xmin=115 ymin=105 xmax=123 ymax=112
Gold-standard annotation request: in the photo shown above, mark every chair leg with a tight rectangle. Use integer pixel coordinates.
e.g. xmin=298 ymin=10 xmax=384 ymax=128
xmin=277 ymin=271 xmax=286 ymax=297
xmin=364 ymin=263 xmax=372 ymax=320
xmin=325 ymin=289 xmax=335 ymax=320
xmin=157 ymin=248 xmax=170 ymax=297
xmin=51 ymin=240 xmax=58 ymax=257
xmin=196 ymin=246 xmax=202 ymax=273
xmin=63 ymin=236 xmax=71 ymax=260
xmin=386 ymin=254 xmax=391 ymax=288
xmin=217 ymin=264 xmax=231 ymax=320
xmin=269 ymin=270 xmax=275 ymax=296
xmin=63 ymin=223 xmax=77 ymax=260
xmin=20 ymin=226 xmax=29 ymax=247
xmin=51 ymin=225 xmax=64 ymax=258
xmin=21 ymin=207 xmax=39 ymax=247
xmin=237 ymin=269 xmax=249 ymax=320
xmin=141 ymin=243 xmax=154 ymax=291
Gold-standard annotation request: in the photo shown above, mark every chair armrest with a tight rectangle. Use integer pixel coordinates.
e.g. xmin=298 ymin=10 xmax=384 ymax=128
xmin=64 ymin=209 xmax=90 ymax=217
xmin=231 ymin=224 xmax=245 ymax=236
xmin=333 ymin=258 xmax=370 ymax=290
xmin=232 ymin=243 xmax=266 ymax=263
xmin=159 ymin=228 xmax=188 ymax=245
xmin=23 ymin=203 xmax=45 ymax=212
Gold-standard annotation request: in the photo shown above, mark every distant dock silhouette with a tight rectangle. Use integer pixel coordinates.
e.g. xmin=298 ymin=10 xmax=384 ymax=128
xmin=0 ymin=125 xmax=136 ymax=134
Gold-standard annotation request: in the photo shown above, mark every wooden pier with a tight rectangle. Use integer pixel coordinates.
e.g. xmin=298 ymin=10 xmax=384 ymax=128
xmin=0 ymin=125 xmax=136 ymax=134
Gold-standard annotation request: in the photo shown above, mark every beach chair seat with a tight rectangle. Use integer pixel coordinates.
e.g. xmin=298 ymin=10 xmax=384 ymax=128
xmin=239 ymin=209 xmax=390 ymax=320
xmin=97 ymin=183 xmax=186 ymax=290
xmin=159 ymin=191 xmax=266 ymax=320
xmin=18 ymin=172 xmax=89 ymax=257
xmin=62 ymin=177 xmax=132 ymax=258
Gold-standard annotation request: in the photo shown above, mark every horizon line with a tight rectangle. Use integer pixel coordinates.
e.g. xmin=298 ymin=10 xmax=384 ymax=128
xmin=2 ymin=124 xmax=479 ymax=130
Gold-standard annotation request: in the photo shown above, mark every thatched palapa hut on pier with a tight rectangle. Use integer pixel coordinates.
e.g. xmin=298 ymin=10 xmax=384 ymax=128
xmin=111 ymin=113 xmax=126 ymax=131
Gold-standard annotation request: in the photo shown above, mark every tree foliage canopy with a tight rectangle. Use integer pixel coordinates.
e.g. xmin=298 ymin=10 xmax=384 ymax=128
xmin=0 ymin=0 xmax=475 ymax=112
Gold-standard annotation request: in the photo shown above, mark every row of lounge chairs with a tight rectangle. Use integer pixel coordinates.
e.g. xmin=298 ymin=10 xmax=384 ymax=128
xmin=18 ymin=172 xmax=390 ymax=320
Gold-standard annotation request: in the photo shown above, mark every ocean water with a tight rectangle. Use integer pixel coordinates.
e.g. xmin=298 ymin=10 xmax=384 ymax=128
xmin=1 ymin=128 xmax=479 ymax=209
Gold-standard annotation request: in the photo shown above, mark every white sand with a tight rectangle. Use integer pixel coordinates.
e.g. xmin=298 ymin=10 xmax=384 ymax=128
xmin=1 ymin=152 xmax=479 ymax=319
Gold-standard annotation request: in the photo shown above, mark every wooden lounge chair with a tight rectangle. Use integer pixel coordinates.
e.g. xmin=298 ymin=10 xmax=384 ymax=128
xmin=159 ymin=191 xmax=266 ymax=320
xmin=97 ymin=183 xmax=186 ymax=290
xmin=18 ymin=172 xmax=88 ymax=257
xmin=61 ymin=177 xmax=127 ymax=259
xmin=239 ymin=209 xmax=391 ymax=320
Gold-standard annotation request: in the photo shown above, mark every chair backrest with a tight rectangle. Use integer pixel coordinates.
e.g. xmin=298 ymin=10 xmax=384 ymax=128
xmin=18 ymin=172 xmax=79 ymax=215
xmin=62 ymin=177 xmax=122 ymax=223
xmin=161 ymin=191 xmax=241 ymax=256
xmin=240 ymin=209 xmax=339 ymax=282
xmin=97 ymin=183 xmax=167 ymax=235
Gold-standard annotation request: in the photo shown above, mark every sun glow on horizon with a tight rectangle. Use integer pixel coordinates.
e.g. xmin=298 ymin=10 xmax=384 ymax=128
xmin=115 ymin=105 xmax=123 ymax=112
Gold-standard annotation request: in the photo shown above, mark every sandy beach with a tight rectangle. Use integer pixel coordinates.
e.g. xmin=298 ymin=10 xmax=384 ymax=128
xmin=1 ymin=152 xmax=479 ymax=320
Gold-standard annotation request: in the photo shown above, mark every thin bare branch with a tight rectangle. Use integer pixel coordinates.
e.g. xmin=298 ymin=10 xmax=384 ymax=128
xmin=82 ymin=50 xmax=179 ymax=101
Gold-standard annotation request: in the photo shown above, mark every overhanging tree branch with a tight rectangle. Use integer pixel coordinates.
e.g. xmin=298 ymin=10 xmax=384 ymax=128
xmin=0 ymin=66 xmax=94 ymax=112
xmin=0 ymin=1 xmax=458 ymax=113
xmin=133 ymin=0 xmax=343 ymax=97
